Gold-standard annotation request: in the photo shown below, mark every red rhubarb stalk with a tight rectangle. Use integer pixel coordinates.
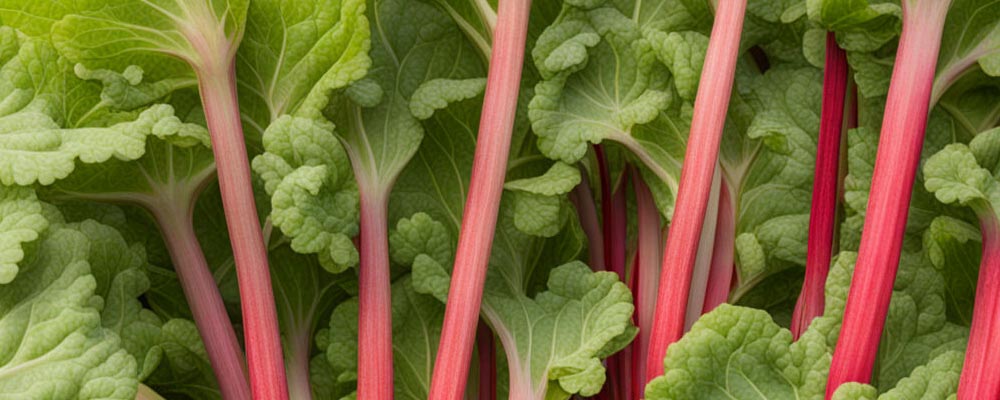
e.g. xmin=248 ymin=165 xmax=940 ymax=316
xmin=601 ymin=168 xmax=629 ymax=400
xmin=702 ymin=182 xmax=735 ymax=314
xmin=645 ymin=0 xmax=747 ymax=381
xmin=825 ymin=1 xmax=951 ymax=396
xmin=199 ymin=64 xmax=287 ymax=400
xmin=427 ymin=1 xmax=532 ymax=398
xmin=357 ymin=190 xmax=393 ymax=399
xmin=632 ymin=174 xmax=662 ymax=397
xmin=594 ymin=145 xmax=628 ymax=275
xmin=791 ymin=32 xmax=849 ymax=339
xmin=155 ymin=201 xmax=251 ymax=400
xmin=958 ymin=213 xmax=1000 ymax=398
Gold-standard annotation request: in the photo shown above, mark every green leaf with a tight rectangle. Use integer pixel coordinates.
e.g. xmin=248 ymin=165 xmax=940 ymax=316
xmin=389 ymin=212 xmax=453 ymax=267
xmin=0 ymin=186 xmax=48 ymax=284
xmin=269 ymin=244 xmax=350 ymax=400
xmin=41 ymin=0 xmax=245 ymax=78
xmin=410 ymin=78 xmax=488 ymax=120
xmin=529 ymin=8 xmax=672 ymax=168
xmin=924 ymin=143 xmax=995 ymax=211
xmin=647 ymin=31 xmax=709 ymax=102
xmin=70 ymin=219 xmax=164 ymax=381
xmin=236 ymin=0 xmax=372 ymax=129
xmin=325 ymin=0 xmax=482 ymax=191
xmin=253 ymin=116 xmax=359 ymax=272
xmin=649 ymin=242 xmax=968 ymax=397
xmin=932 ymin=0 xmax=1000 ymax=99
xmin=0 ymin=223 xmax=138 ymax=399
xmin=73 ymin=64 xmax=197 ymax=112
xmin=418 ymin=0 xmax=496 ymax=59
xmin=144 ymin=319 xmax=223 ymax=400
xmin=832 ymin=351 xmax=964 ymax=400
xmin=504 ymin=162 xmax=581 ymax=237
xmin=807 ymin=0 xmax=901 ymax=51
xmin=922 ymin=216 xmax=981 ymax=325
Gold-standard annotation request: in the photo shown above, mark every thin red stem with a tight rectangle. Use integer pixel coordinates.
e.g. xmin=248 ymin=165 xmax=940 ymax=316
xmin=476 ymin=321 xmax=496 ymax=400
xmin=427 ymin=1 xmax=532 ymax=398
xmin=702 ymin=182 xmax=735 ymax=314
xmin=825 ymin=2 xmax=951 ymax=396
xmin=645 ymin=0 xmax=746 ymax=381
xmin=632 ymin=174 xmax=661 ymax=396
xmin=958 ymin=213 xmax=1000 ymax=398
xmin=155 ymin=203 xmax=251 ymax=400
xmin=357 ymin=191 xmax=393 ymax=399
xmin=602 ymin=167 xmax=628 ymax=399
xmin=198 ymin=64 xmax=286 ymax=400
xmin=607 ymin=177 xmax=628 ymax=278
xmin=791 ymin=32 xmax=848 ymax=340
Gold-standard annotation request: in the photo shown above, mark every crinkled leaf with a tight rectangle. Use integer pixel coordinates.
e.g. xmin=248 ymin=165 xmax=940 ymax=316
xmin=253 ymin=116 xmax=359 ymax=273
xmin=0 ymin=186 xmax=47 ymax=283
xmin=0 ymin=223 xmax=138 ymax=399
xmin=389 ymin=212 xmax=452 ymax=267
xmin=831 ymin=351 xmax=964 ymax=400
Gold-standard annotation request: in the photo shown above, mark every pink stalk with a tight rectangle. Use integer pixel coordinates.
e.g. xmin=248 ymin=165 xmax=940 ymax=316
xmin=790 ymin=32 xmax=849 ymax=340
xmin=427 ymin=1 xmax=532 ymax=398
xmin=645 ymin=0 xmax=746 ymax=381
xmin=701 ymin=182 xmax=735 ymax=314
xmin=357 ymin=192 xmax=393 ymax=399
xmin=155 ymin=202 xmax=251 ymax=400
xmin=632 ymin=174 xmax=661 ymax=396
xmin=825 ymin=1 xmax=951 ymax=396
xmin=601 ymin=167 xmax=628 ymax=399
xmin=198 ymin=64 xmax=287 ymax=400
xmin=958 ymin=213 xmax=1000 ymax=398
xmin=477 ymin=321 xmax=497 ymax=400
xmin=569 ymin=171 xmax=606 ymax=270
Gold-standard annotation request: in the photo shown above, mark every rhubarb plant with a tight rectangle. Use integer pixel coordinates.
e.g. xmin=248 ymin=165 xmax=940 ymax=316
xmin=0 ymin=0 xmax=298 ymax=396
xmin=647 ymin=245 xmax=968 ymax=399
xmin=0 ymin=0 xmax=998 ymax=398
xmin=924 ymin=129 xmax=1000 ymax=399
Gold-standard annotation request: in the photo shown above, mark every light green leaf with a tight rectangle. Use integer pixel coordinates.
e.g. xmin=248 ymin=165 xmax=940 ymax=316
xmin=0 ymin=224 xmax=138 ymax=399
xmin=832 ymin=351 xmax=964 ymax=400
xmin=410 ymin=78 xmax=487 ymax=120
xmin=252 ymin=116 xmax=359 ymax=273
xmin=389 ymin=212 xmax=453 ymax=267
xmin=647 ymin=31 xmax=709 ymax=101
xmin=74 ymin=64 xmax=197 ymax=112
xmin=0 ymin=186 xmax=47 ymax=284
xmin=47 ymin=0 xmax=246 ymax=79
